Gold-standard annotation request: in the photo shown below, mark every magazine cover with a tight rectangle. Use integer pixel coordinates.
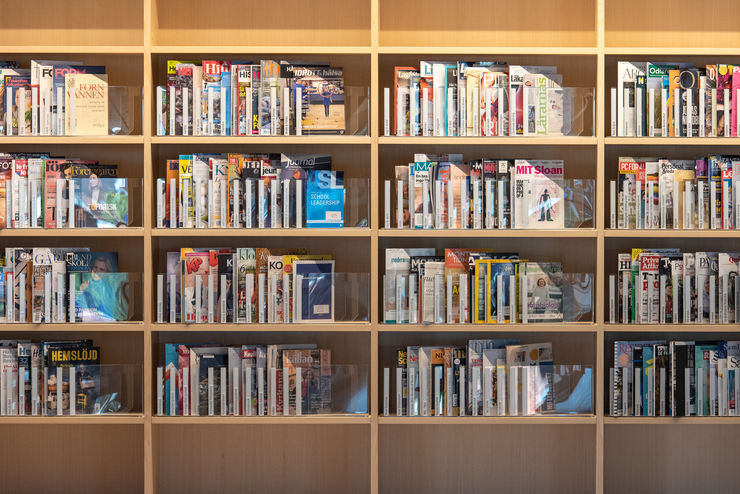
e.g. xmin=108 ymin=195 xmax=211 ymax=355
xmin=696 ymin=252 xmax=719 ymax=322
xmin=487 ymin=260 xmax=517 ymax=323
xmin=195 ymin=349 xmax=227 ymax=416
xmin=383 ymin=248 xmax=435 ymax=323
xmin=72 ymin=177 xmax=128 ymax=228
xmin=394 ymin=165 xmax=411 ymax=227
xmin=293 ymin=260 xmax=334 ymax=322
xmin=4 ymin=74 xmax=32 ymax=135
xmin=512 ymin=160 xmax=565 ymax=229
xmin=525 ymin=262 xmax=563 ymax=322
xmin=466 ymin=339 xmax=519 ymax=415
xmin=235 ymin=248 xmax=256 ymax=323
xmin=283 ymin=349 xmax=331 ymax=414
xmin=718 ymin=253 xmax=739 ymax=323
xmin=306 ymin=170 xmax=344 ymax=228
xmin=64 ymin=73 xmax=108 ymax=136
xmin=73 ymin=272 xmax=130 ymax=322
xmin=293 ymin=66 xmax=345 ymax=135
xmin=47 ymin=342 xmax=99 ymax=415
xmin=181 ymin=249 xmax=209 ymax=323
xmin=201 ymin=61 xmax=230 ymax=135
xmin=412 ymin=158 xmax=435 ymax=228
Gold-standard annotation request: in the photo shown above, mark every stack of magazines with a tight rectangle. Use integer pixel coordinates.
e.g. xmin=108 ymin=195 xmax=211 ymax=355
xmin=383 ymin=247 xmax=592 ymax=325
xmin=159 ymin=247 xmax=335 ymax=324
xmin=0 ymin=154 xmax=130 ymax=229
xmin=157 ymin=152 xmax=347 ymax=229
xmin=611 ymin=340 xmax=739 ymax=417
xmin=609 ymin=249 xmax=739 ymax=324
xmin=157 ymin=60 xmax=346 ymax=136
xmin=384 ymin=340 xmax=592 ymax=417
xmin=613 ymin=61 xmax=740 ymax=137
xmin=2 ymin=248 xmax=131 ymax=323
xmin=159 ymin=343 xmax=332 ymax=416
xmin=386 ymin=153 xmax=591 ymax=230
xmin=611 ymin=155 xmax=739 ymax=230
xmin=0 ymin=339 xmax=112 ymax=416
xmin=388 ymin=61 xmax=578 ymax=137
xmin=1 ymin=60 xmax=109 ymax=136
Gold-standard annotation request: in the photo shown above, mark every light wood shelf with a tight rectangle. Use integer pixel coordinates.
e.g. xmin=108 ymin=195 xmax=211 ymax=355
xmin=0 ymin=228 xmax=145 ymax=237
xmin=379 ymin=323 xmax=597 ymax=333
xmin=603 ymin=417 xmax=740 ymax=425
xmin=152 ymin=415 xmax=371 ymax=424
xmin=0 ymin=414 xmax=145 ymax=425
xmin=378 ymin=46 xmax=599 ymax=55
xmin=151 ymin=136 xmax=371 ymax=145
xmin=1 ymin=45 xmax=146 ymax=54
xmin=379 ymin=136 xmax=598 ymax=145
xmin=605 ymin=324 xmax=740 ymax=333
xmin=605 ymin=47 xmax=740 ymax=55
xmin=153 ymin=323 xmax=371 ymax=332
xmin=5 ymin=0 xmax=739 ymax=492
xmin=605 ymin=229 xmax=740 ymax=238
xmin=379 ymin=228 xmax=597 ymax=238
xmin=4 ymin=322 xmax=145 ymax=332
xmin=152 ymin=228 xmax=371 ymax=237
xmin=379 ymin=416 xmax=597 ymax=425
xmin=0 ymin=136 xmax=145 ymax=144
xmin=606 ymin=137 xmax=740 ymax=145
xmin=151 ymin=45 xmax=372 ymax=54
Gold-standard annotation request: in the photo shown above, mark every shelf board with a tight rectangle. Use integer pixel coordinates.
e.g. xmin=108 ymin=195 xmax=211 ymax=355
xmin=606 ymin=137 xmax=740 ymax=145
xmin=0 ymin=136 xmax=144 ymax=144
xmin=605 ymin=47 xmax=740 ymax=55
xmin=379 ymin=323 xmax=596 ymax=332
xmin=604 ymin=416 xmax=740 ymax=425
xmin=605 ymin=229 xmax=740 ymax=238
xmin=2 ymin=45 xmax=145 ymax=54
xmin=154 ymin=322 xmax=370 ymax=332
xmin=3 ymin=322 xmax=145 ymax=332
xmin=152 ymin=415 xmax=371 ymax=424
xmin=0 ymin=414 xmax=144 ymax=424
xmin=605 ymin=324 xmax=740 ymax=333
xmin=378 ymin=46 xmax=598 ymax=55
xmin=379 ymin=415 xmax=597 ymax=425
xmin=152 ymin=228 xmax=370 ymax=237
xmin=380 ymin=136 xmax=597 ymax=145
xmin=379 ymin=228 xmax=596 ymax=238
xmin=151 ymin=45 xmax=371 ymax=54
xmin=0 ymin=228 xmax=144 ymax=237
xmin=151 ymin=136 xmax=371 ymax=145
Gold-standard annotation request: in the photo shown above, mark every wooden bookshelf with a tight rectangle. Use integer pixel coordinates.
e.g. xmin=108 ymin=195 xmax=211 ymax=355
xmin=2 ymin=0 xmax=739 ymax=492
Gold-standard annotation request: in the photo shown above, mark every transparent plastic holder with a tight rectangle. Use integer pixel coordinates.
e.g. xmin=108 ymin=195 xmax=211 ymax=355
xmin=383 ymin=270 xmax=593 ymax=325
xmin=156 ymin=364 xmax=368 ymax=417
xmin=383 ymin=364 xmax=592 ymax=417
xmin=384 ymin=177 xmax=594 ymax=230
xmin=156 ymin=177 xmax=369 ymax=230
xmin=66 ymin=86 xmax=143 ymax=136
xmin=65 ymin=178 xmax=141 ymax=228
xmin=68 ymin=272 xmax=142 ymax=323
xmin=9 ymin=364 xmax=144 ymax=417
xmin=5 ymin=177 xmax=141 ymax=230
xmin=609 ymin=365 xmax=736 ymax=417
xmin=610 ymin=272 xmax=739 ymax=325
xmin=0 ymin=271 xmax=141 ymax=323
xmin=157 ymin=271 xmax=369 ymax=324
xmin=156 ymin=85 xmax=369 ymax=137
xmin=1 ymin=86 xmax=142 ymax=137
xmin=384 ymin=86 xmax=594 ymax=137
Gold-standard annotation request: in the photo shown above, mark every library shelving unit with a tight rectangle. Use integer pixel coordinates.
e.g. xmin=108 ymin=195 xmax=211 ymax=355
xmin=1 ymin=0 xmax=739 ymax=493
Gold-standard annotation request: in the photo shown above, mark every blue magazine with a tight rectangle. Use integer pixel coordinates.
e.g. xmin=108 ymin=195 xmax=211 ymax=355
xmin=294 ymin=260 xmax=334 ymax=322
xmin=306 ymin=170 xmax=344 ymax=228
